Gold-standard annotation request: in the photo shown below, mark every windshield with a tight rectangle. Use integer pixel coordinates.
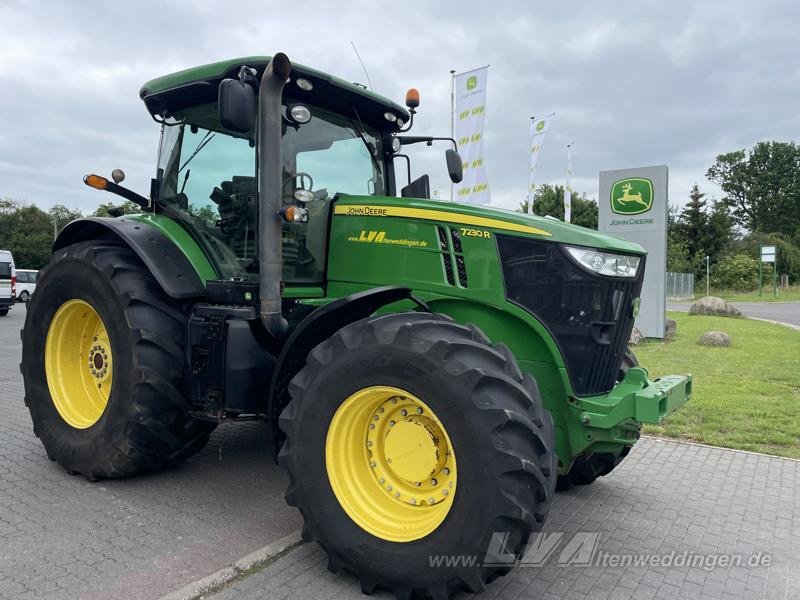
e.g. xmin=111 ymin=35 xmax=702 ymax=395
xmin=157 ymin=103 xmax=385 ymax=282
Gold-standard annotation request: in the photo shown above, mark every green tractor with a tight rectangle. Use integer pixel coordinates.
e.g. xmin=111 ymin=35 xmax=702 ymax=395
xmin=22 ymin=53 xmax=691 ymax=599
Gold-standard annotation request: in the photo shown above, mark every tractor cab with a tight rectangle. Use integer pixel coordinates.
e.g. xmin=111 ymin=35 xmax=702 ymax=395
xmin=139 ymin=57 xmax=453 ymax=286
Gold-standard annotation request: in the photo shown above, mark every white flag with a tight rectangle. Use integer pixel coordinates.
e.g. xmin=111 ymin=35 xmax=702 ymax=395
xmin=564 ymin=142 xmax=573 ymax=223
xmin=528 ymin=113 xmax=555 ymax=214
xmin=454 ymin=66 xmax=490 ymax=204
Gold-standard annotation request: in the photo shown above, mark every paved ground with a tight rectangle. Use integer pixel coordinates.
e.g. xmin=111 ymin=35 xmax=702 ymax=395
xmin=667 ymin=301 xmax=800 ymax=328
xmin=211 ymin=437 xmax=800 ymax=600
xmin=0 ymin=306 xmax=301 ymax=600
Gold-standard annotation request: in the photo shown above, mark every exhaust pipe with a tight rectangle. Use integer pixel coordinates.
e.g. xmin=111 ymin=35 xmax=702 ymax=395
xmin=258 ymin=53 xmax=291 ymax=339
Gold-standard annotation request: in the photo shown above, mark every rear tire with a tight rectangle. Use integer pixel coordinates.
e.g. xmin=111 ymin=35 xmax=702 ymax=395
xmin=19 ymin=290 xmax=30 ymax=302
xmin=279 ymin=312 xmax=556 ymax=599
xmin=557 ymin=349 xmax=639 ymax=491
xmin=21 ymin=240 xmax=215 ymax=479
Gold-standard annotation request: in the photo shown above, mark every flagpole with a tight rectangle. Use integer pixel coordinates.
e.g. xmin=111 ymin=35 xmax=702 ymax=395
xmin=449 ymin=69 xmax=455 ymax=202
xmin=527 ymin=116 xmax=534 ymax=214
xmin=564 ymin=141 xmax=573 ymax=223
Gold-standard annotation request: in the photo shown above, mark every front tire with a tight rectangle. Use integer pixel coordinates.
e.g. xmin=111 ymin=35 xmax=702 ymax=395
xmin=279 ymin=312 xmax=556 ymax=599
xmin=21 ymin=241 xmax=215 ymax=479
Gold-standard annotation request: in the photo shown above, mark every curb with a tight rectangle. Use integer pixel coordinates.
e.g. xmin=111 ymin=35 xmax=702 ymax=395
xmin=160 ymin=530 xmax=304 ymax=600
xmin=641 ymin=435 xmax=800 ymax=463
xmin=744 ymin=316 xmax=800 ymax=332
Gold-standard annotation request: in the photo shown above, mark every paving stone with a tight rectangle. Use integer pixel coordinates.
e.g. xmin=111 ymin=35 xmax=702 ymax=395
xmin=0 ymin=308 xmax=301 ymax=599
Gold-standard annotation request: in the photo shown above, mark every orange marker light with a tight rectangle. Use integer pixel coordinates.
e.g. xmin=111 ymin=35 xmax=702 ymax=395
xmin=405 ymin=88 xmax=420 ymax=109
xmin=84 ymin=174 xmax=108 ymax=190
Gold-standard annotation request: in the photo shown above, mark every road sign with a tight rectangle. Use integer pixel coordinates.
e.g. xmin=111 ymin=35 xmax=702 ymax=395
xmin=761 ymin=245 xmax=776 ymax=263
xmin=759 ymin=245 xmax=778 ymax=297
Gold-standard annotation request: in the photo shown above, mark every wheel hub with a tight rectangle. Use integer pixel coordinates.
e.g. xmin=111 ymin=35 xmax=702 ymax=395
xmin=45 ymin=299 xmax=113 ymax=429
xmin=368 ymin=395 xmax=455 ymax=507
xmin=325 ymin=386 xmax=458 ymax=542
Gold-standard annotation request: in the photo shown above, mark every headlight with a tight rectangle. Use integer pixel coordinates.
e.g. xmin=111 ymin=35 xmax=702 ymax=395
xmin=564 ymin=245 xmax=641 ymax=278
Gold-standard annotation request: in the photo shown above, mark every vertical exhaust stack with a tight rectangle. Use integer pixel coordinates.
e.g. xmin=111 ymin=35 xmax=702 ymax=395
xmin=258 ymin=53 xmax=291 ymax=339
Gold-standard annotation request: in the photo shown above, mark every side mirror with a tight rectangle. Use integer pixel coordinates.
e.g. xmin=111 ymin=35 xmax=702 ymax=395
xmin=445 ymin=149 xmax=463 ymax=184
xmin=218 ymin=78 xmax=256 ymax=133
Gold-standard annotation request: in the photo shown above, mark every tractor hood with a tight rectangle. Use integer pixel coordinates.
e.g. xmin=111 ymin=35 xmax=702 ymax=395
xmin=334 ymin=195 xmax=646 ymax=255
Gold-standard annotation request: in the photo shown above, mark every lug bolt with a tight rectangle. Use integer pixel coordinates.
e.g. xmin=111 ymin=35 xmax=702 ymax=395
xmin=370 ymin=461 xmax=377 ymax=468
xmin=387 ymin=458 xmax=392 ymax=463
xmin=369 ymin=424 xmax=375 ymax=430
xmin=428 ymin=497 xmax=436 ymax=504
xmin=392 ymin=398 xmax=398 ymax=404
xmin=373 ymin=415 xmax=379 ymax=421
xmin=389 ymin=420 xmax=395 ymax=427
xmin=431 ymin=478 xmax=437 ymax=486
xmin=416 ymin=407 xmax=423 ymax=414
xmin=443 ymin=468 xmax=450 ymax=475
xmin=442 ymin=489 xmax=448 ymax=496
xmin=400 ymin=409 xmax=407 ymax=417
xmin=394 ymin=492 xmax=400 ymax=498
xmin=379 ymin=478 xmax=385 ymax=484
xmin=379 ymin=407 xmax=385 ymax=413
xmin=366 ymin=441 xmax=372 ymax=448
xmin=410 ymin=498 xmax=417 ymax=505
xmin=387 ymin=485 xmax=392 ymax=492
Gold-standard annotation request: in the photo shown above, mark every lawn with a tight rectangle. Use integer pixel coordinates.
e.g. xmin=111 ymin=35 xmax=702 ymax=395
xmin=635 ymin=312 xmax=800 ymax=458
xmin=686 ymin=286 xmax=800 ymax=302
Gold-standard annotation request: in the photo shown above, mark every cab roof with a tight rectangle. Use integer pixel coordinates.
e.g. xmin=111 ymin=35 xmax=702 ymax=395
xmin=139 ymin=55 xmax=410 ymax=129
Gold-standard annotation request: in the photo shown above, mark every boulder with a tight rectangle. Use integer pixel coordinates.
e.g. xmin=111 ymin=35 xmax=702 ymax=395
xmin=689 ymin=296 xmax=742 ymax=318
xmin=629 ymin=326 xmax=645 ymax=345
xmin=697 ymin=331 xmax=731 ymax=347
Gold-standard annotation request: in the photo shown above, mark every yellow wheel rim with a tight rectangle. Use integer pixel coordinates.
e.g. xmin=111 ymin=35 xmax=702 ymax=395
xmin=44 ymin=299 xmax=113 ymax=429
xmin=325 ymin=386 xmax=457 ymax=542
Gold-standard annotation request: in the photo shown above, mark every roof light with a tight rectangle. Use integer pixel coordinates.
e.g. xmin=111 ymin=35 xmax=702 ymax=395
xmin=294 ymin=189 xmax=314 ymax=203
xmin=396 ymin=118 xmax=405 ymax=129
xmin=384 ymin=112 xmax=397 ymax=122
xmin=391 ymin=137 xmax=402 ymax=153
xmin=289 ymin=105 xmax=312 ymax=124
xmin=296 ymin=78 xmax=313 ymax=91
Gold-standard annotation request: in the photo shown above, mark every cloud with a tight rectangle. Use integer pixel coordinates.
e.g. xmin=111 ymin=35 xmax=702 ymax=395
xmin=0 ymin=0 xmax=797 ymax=214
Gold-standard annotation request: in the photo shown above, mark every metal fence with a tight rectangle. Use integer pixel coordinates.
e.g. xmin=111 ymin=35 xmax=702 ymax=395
xmin=666 ymin=272 xmax=694 ymax=300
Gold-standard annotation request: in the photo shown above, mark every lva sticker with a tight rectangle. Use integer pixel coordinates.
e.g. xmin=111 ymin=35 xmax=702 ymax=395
xmin=610 ymin=178 xmax=654 ymax=215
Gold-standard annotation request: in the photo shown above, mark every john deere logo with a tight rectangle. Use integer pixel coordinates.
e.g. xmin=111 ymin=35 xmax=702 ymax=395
xmin=610 ymin=178 xmax=653 ymax=215
xmin=466 ymin=76 xmax=478 ymax=91
xmin=535 ymin=120 xmax=546 ymax=132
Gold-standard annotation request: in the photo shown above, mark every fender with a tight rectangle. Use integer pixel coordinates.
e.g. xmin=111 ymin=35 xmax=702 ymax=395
xmin=54 ymin=217 xmax=206 ymax=299
xmin=268 ymin=286 xmax=427 ymax=457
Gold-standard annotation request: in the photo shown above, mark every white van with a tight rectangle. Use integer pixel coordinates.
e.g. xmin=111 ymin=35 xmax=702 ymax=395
xmin=15 ymin=269 xmax=38 ymax=302
xmin=0 ymin=250 xmax=15 ymax=316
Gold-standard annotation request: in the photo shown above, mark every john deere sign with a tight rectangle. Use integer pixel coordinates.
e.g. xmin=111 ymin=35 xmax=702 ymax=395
xmin=599 ymin=165 xmax=668 ymax=339
xmin=610 ymin=178 xmax=653 ymax=215
xmin=466 ymin=75 xmax=477 ymax=90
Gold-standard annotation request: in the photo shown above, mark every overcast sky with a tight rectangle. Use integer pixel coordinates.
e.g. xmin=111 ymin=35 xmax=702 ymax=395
xmin=1 ymin=0 xmax=798 ymax=214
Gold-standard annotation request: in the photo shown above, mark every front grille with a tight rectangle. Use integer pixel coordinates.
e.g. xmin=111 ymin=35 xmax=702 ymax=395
xmin=496 ymin=235 xmax=644 ymax=396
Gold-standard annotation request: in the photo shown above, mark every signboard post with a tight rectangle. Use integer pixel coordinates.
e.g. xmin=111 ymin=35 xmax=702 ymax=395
xmin=759 ymin=245 xmax=777 ymax=298
xmin=599 ymin=165 xmax=668 ymax=339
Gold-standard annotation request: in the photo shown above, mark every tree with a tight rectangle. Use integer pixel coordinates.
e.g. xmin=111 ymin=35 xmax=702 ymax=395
xmin=711 ymin=254 xmax=760 ymax=291
xmin=0 ymin=200 xmax=56 ymax=268
xmin=92 ymin=201 xmax=142 ymax=217
xmin=706 ymin=141 xmax=800 ymax=239
xmin=517 ymin=184 xmax=598 ymax=229
xmin=49 ymin=205 xmax=83 ymax=237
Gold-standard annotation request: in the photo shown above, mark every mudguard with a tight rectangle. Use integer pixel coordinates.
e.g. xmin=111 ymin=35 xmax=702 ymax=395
xmin=54 ymin=217 xmax=206 ymax=299
xmin=268 ymin=286 xmax=426 ymax=457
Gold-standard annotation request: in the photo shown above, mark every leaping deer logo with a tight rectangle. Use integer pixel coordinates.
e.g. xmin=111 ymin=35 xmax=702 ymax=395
xmin=615 ymin=182 xmax=648 ymax=208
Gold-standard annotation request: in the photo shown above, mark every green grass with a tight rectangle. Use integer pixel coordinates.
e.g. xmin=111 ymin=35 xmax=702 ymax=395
xmin=635 ymin=312 xmax=800 ymax=458
xmin=678 ymin=286 xmax=800 ymax=303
